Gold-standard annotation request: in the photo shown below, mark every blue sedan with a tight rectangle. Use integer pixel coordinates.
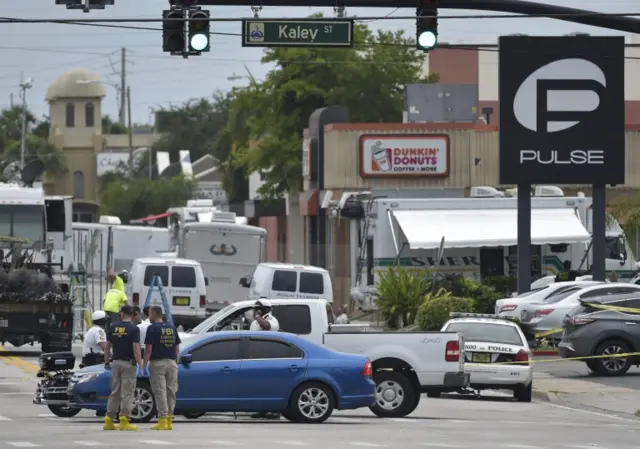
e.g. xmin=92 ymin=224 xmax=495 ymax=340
xmin=69 ymin=331 xmax=375 ymax=424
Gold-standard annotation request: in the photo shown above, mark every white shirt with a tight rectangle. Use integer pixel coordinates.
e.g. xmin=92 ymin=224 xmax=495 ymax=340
xmin=250 ymin=313 xmax=279 ymax=331
xmin=138 ymin=319 xmax=151 ymax=345
xmin=82 ymin=325 xmax=106 ymax=356
xmin=335 ymin=313 xmax=349 ymax=324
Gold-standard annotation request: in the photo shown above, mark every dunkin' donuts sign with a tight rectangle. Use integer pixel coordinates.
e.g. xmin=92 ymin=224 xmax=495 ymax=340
xmin=359 ymin=135 xmax=450 ymax=178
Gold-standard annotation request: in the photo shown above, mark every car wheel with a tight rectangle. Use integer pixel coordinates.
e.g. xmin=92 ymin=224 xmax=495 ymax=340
xmin=130 ymin=381 xmax=156 ymax=423
xmin=47 ymin=404 xmax=81 ymax=418
xmin=404 ymin=392 xmax=421 ymax=415
xmin=425 ymin=390 xmax=441 ymax=398
xmin=594 ymin=340 xmax=632 ymax=376
xmin=369 ymin=371 xmax=416 ymax=418
xmin=585 ymin=360 xmax=598 ymax=372
xmin=281 ymin=410 xmax=294 ymax=422
xmin=514 ymin=383 xmax=532 ymax=402
xmin=286 ymin=381 xmax=335 ymax=424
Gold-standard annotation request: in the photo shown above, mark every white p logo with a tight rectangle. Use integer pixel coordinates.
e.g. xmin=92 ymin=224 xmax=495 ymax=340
xmin=513 ymin=58 xmax=606 ymax=133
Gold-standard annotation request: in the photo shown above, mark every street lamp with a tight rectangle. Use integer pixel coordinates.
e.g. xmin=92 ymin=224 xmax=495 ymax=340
xmin=19 ymin=77 xmax=33 ymax=171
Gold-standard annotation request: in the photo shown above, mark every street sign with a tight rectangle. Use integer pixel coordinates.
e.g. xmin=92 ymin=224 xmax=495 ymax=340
xmin=242 ymin=19 xmax=354 ymax=48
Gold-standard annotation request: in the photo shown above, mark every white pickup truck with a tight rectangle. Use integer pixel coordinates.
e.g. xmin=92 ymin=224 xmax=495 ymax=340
xmin=181 ymin=298 xmax=469 ymax=418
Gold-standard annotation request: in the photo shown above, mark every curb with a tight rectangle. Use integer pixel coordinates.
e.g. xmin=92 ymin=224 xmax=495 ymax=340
xmin=533 ymin=350 xmax=559 ymax=356
xmin=532 ymin=389 xmax=551 ymax=402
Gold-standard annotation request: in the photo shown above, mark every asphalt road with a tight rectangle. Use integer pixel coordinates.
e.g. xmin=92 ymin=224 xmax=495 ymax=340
xmin=0 ymin=357 xmax=639 ymax=449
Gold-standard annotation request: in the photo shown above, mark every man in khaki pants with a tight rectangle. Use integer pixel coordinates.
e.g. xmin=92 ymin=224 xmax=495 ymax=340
xmin=143 ymin=305 xmax=181 ymax=431
xmin=103 ymin=305 xmax=143 ymax=431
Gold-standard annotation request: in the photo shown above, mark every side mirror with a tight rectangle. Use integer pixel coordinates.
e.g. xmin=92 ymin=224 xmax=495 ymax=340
xmin=239 ymin=276 xmax=250 ymax=288
xmin=180 ymin=354 xmax=192 ymax=365
xmin=204 ymin=277 xmax=209 ymax=286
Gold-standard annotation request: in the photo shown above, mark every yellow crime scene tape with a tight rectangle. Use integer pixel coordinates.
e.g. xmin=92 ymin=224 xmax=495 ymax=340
xmin=466 ymin=351 xmax=640 ymax=366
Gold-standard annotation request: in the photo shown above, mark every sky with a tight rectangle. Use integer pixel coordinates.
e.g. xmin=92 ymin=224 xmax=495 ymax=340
xmin=1 ymin=0 xmax=638 ymax=123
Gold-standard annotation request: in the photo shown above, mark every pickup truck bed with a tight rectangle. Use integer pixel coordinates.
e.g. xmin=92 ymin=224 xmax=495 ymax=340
xmin=0 ymin=302 xmax=73 ymax=352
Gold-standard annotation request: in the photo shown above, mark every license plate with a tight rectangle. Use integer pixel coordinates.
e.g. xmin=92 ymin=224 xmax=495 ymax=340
xmin=173 ymin=297 xmax=190 ymax=306
xmin=0 ymin=319 xmax=7 ymax=327
xmin=471 ymin=352 xmax=491 ymax=363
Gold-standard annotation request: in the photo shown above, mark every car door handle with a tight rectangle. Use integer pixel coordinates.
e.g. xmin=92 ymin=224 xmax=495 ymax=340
xmin=624 ymin=322 xmax=637 ymax=325
xmin=221 ymin=366 xmax=234 ymax=373
xmin=289 ymin=364 xmax=299 ymax=372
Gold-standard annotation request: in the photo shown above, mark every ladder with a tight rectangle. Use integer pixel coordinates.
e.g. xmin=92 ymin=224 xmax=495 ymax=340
xmin=143 ymin=275 xmax=174 ymax=326
xmin=69 ymin=270 xmax=92 ymax=342
xmin=355 ymin=199 xmax=376 ymax=287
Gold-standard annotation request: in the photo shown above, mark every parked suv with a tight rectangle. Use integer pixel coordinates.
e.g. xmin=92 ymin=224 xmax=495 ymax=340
xmin=559 ymin=293 xmax=640 ymax=376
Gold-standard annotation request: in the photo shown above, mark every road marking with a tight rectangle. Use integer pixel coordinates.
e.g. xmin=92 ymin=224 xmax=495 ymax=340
xmin=0 ymin=382 xmax=20 ymax=385
xmin=349 ymin=444 xmax=385 ymax=447
xmin=543 ymin=401 xmax=640 ymax=423
xmin=73 ymin=443 xmax=103 ymax=447
xmin=272 ymin=442 xmax=311 ymax=446
xmin=0 ymin=392 xmax=32 ymax=395
xmin=7 ymin=443 xmax=39 ymax=448
xmin=502 ymin=445 xmax=543 ymax=449
xmin=207 ymin=441 xmax=244 ymax=446
xmin=388 ymin=418 xmax=417 ymax=423
xmin=139 ymin=441 xmax=175 ymax=446
xmin=37 ymin=414 xmax=55 ymax=417
xmin=329 ymin=417 xmax=365 ymax=423
xmin=421 ymin=444 xmax=468 ymax=448
xmin=0 ymin=415 xmax=12 ymax=421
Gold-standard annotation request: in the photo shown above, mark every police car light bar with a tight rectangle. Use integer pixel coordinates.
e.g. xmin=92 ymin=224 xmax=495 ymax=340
xmin=449 ymin=312 xmax=518 ymax=321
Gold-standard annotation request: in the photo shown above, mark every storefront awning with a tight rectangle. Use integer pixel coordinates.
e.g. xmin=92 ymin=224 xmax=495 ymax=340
xmin=392 ymin=208 xmax=590 ymax=250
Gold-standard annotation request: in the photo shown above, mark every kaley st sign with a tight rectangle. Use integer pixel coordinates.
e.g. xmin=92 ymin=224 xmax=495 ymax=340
xmin=359 ymin=135 xmax=450 ymax=178
xmin=499 ymin=36 xmax=625 ymax=185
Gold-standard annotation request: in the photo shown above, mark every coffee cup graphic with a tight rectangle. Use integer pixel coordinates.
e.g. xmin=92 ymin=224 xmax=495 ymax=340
xmin=372 ymin=142 xmax=391 ymax=172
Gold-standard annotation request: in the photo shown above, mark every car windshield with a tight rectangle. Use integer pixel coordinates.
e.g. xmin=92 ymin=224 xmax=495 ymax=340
xmin=190 ymin=304 xmax=236 ymax=333
xmin=445 ymin=323 xmax=523 ymax=346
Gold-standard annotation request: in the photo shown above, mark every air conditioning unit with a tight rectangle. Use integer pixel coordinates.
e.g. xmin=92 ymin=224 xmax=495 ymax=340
xmin=99 ymin=215 xmax=121 ymax=225
xmin=534 ymin=186 xmax=564 ymax=197
xmin=187 ymin=199 xmax=214 ymax=207
xmin=211 ymin=211 xmax=237 ymax=223
xmin=470 ymin=186 xmax=505 ymax=198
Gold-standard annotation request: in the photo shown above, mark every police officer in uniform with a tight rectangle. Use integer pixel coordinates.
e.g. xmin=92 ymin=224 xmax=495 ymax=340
xmin=555 ymin=260 xmax=579 ymax=282
xmin=103 ymin=305 xmax=143 ymax=431
xmin=103 ymin=269 xmax=129 ymax=328
xmin=143 ymin=306 xmax=181 ymax=431
xmin=82 ymin=311 xmax=108 ymax=367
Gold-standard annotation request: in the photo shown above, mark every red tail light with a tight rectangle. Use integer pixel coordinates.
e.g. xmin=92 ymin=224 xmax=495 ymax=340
xmin=567 ymin=316 xmax=595 ymax=326
xmin=62 ymin=321 xmax=68 ymax=328
xmin=514 ymin=349 xmax=530 ymax=365
xmin=535 ymin=309 xmax=553 ymax=317
xmin=132 ymin=293 xmax=140 ymax=305
xmin=500 ymin=305 xmax=517 ymax=312
xmin=445 ymin=341 xmax=460 ymax=362
xmin=361 ymin=360 xmax=373 ymax=377
xmin=200 ymin=295 xmax=206 ymax=307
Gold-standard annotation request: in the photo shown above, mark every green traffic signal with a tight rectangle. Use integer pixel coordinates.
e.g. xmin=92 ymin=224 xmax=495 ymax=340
xmin=418 ymin=31 xmax=438 ymax=50
xmin=416 ymin=3 xmax=438 ymax=51
xmin=189 ymin=10 xmax=210 ymax=53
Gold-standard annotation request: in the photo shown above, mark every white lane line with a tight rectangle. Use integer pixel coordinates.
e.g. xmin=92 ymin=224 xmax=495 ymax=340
xmin=73 ymin=443 xmax=103 ymax=447
xmin=387 ymin=418 xmax=417 ymax=423
xmin=0 ymin=415 xmax=12 ymax=421
xmin=349 ymin=444 xmax=385 ymax=447
xmin=37 ymin=414 xmax=55 ymax=417
xmin=139 ymin=442 xmax=176 ymax=446
xmin=139 ymin=441 xmax=176 ymax=446
xmin=501 ymin=445 xmax=543 ymax=449
xmin=0 ymin=392 xmax=32 ymax=395
xmin=7 ymin=443 xmax=39 ymax=448
xmin=421 ymin=444 xmax=468 ymax=448
xmin=207 ymin=441 xmax=245 ymax=446
xmin=272 ymin=441 xmax=311 ymax=446
xmin=330 ymin=417 xmax=365 ymax=423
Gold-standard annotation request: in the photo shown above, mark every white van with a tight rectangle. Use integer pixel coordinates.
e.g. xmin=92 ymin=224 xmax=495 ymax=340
xmin=241 ymin=263 xmax=333 ymax=303
xmin=128 ymin=257 xmax=209 ymax=329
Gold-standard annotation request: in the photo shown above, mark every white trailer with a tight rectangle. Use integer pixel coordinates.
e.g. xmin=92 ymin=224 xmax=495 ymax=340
xmin=179 ymin=212 xmax=266 ymax=310
xmin=346 ymin=186 xmax=637 ymax=310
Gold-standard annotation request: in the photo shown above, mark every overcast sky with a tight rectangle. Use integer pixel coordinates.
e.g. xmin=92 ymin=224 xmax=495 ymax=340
xmin=2 ymin=0 xmax=637 ymax=123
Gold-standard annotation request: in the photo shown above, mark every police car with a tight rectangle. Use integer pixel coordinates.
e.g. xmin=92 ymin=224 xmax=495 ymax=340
xmin=431 ymin=313 xmax=533 ymax=402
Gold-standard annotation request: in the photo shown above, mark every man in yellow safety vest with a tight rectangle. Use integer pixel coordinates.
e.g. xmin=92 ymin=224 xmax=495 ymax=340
xmin=103 ymin=268 xmax=130 ymax=327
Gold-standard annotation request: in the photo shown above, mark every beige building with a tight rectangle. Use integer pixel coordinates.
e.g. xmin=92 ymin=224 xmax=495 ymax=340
xmin=43 ymin=68 xmax=161 ymax=222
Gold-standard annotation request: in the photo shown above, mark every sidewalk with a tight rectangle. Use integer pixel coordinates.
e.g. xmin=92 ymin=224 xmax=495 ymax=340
xmin=533 ymin=372 xmax=640 ymax=417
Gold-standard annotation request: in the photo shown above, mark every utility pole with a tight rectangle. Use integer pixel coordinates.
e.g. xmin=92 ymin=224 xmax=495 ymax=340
xmin=119 ymin=47 xmax=126 ymax=126
xmin=127 ymin=86 xmax=133 ymax=178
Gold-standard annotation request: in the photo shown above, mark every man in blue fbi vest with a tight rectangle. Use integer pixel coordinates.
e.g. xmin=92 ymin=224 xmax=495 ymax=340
xmin=103 ymin=304 xmax=144 ymax=431
xmin=143 ymin=305 xmax=181 ymax=431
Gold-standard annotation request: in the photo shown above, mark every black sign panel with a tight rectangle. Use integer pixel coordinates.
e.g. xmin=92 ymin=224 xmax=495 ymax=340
xmin=499 ymin=36 xmax=625 ymax=185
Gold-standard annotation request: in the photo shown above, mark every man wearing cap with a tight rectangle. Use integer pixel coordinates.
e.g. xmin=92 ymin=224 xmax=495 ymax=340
xmin=82 ymin=311 xmax=108 ymax=367
xmin=103 ymin=305 xmax=143 ymax=431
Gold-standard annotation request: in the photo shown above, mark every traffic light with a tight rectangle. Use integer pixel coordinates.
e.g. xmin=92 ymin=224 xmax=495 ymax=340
xmin=188 ymin=9 xmax=210 ymax=53
xmin=416 ymin=0 xmax=438 ymax=51
xmin=163 ymin=9 xmax=186 ymax=54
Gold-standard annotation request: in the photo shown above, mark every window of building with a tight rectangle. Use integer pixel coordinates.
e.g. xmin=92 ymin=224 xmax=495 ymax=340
xmin=65 ymin=103 xmax=75 ymax=128
xmin=85 ymin=102 xmax=95 ymax=127
xmin=73 ymin=171 xmax=85 ymax=199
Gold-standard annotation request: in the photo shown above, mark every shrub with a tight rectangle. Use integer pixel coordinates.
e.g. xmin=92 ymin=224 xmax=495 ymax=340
xmin=435 ymin=274 xmax=502 ymax=314
xmin=416 ymin=295 xmax=475 ymax=331
xmin=375 ymin=266 xmax=432 ymax=329
xmin=484 ymin=275 xmax=517 ymax=297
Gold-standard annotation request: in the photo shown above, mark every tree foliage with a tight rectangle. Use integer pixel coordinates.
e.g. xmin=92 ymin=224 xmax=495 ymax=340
xmin=0 ymin=107 xmax=67 ymax=177
xmin=99 ymin=174 xmax=196 ymax=223
xmin=224 ymin=19 xmax=437 ymax=198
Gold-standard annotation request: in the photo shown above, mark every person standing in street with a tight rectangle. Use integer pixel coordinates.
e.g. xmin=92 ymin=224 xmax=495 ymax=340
xmin=82 ymin=311 xmax=108 ymax=367
xmin=143 ymin=306 xmax=181 ymax=431
xmin=103 ymin=305 xmax=143 ymax=432
xmin=250 ymin=299 xmax=279 ymax=419
xmin=138 ymin=306 xmax=152 ymax=356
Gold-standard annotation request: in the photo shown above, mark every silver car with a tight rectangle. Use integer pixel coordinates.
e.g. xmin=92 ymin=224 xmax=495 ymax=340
xmin=521 ymin=284 xmax=640 ymax=336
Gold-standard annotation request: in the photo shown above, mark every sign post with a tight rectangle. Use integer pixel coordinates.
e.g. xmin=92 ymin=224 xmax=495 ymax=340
xmin=499 ymin=35 xmax=625 ymax=289
xmin=242 ymin=19 xmax=354 ymax=48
